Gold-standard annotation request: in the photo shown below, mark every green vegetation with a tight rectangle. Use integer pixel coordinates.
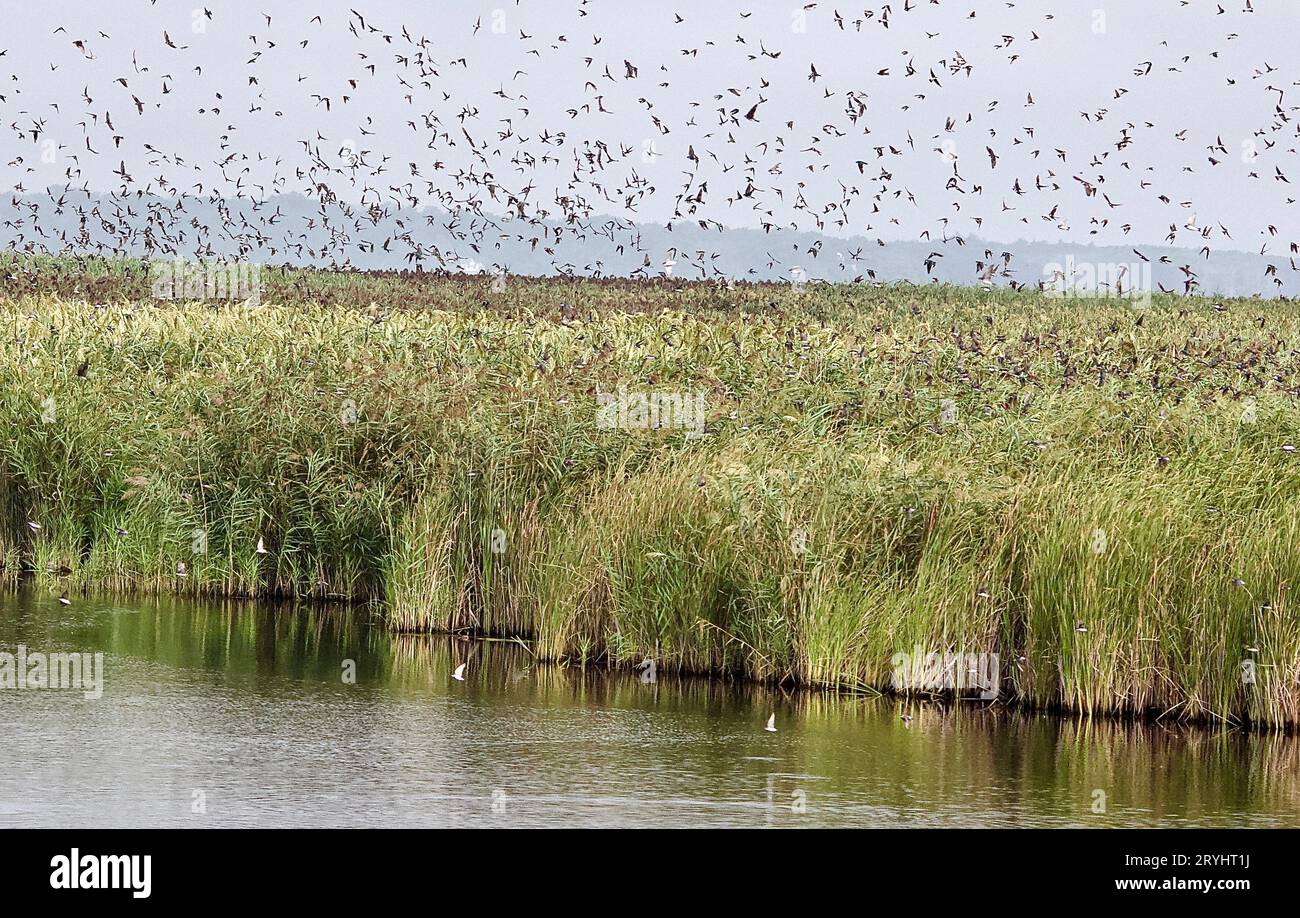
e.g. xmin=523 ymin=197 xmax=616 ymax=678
xmin=3 ymin=255 xmax=1300 ymax=727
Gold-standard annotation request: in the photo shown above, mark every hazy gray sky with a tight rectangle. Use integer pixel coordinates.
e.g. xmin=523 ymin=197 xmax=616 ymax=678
xmin=3 ymin=0 xmax=1299 ymax=265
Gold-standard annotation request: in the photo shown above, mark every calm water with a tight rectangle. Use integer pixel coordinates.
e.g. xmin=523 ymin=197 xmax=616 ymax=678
xmin=0 ymin=590 xmax=1297 ymax=828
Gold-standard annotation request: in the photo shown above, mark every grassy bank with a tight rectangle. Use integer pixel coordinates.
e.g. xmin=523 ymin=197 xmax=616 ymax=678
xmin=4 ymin=256 xmax=1300 ymax=727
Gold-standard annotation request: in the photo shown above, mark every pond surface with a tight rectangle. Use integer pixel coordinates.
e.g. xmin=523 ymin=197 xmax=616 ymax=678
xmin=0 ymin=590 xmax=1297 ymax=827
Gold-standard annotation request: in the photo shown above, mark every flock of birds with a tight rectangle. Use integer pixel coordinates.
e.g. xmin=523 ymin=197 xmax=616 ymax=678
xmin=0 ymin=1 xmax=1298 ymax=290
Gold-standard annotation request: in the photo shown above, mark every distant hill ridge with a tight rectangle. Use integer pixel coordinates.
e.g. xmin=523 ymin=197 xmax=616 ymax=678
xmin=2 ymin=189 xmax=1293 ymax=298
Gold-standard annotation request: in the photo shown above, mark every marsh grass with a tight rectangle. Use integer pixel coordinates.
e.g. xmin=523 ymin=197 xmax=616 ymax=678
xmin=4 ymin=257 xmax=1300 ymax=726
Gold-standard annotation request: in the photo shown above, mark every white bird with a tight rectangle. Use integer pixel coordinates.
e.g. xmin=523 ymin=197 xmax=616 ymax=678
xmin=255 ymin=536 xmax=268 ymax=555
xmin=453 ymin=663 xmax=466 ymax=681
xmin=764 ymin=713 xmax=777 ymax=733
xmin=58 ymin=590 xmax=71 ymax=606
xmin=26 ymin=520 xmax=40 ymax=532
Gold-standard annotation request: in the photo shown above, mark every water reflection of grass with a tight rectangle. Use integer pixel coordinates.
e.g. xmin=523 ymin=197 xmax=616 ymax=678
xmin=5 ymin=258 xmax=1300 ymax=727
xmin=385 ymin=636 xmax=1300 ymax=824
xmin=1 ymin=592 xmax=385 ymax=687
xmin=7 ymin=587 xmax=1297 ymax=825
